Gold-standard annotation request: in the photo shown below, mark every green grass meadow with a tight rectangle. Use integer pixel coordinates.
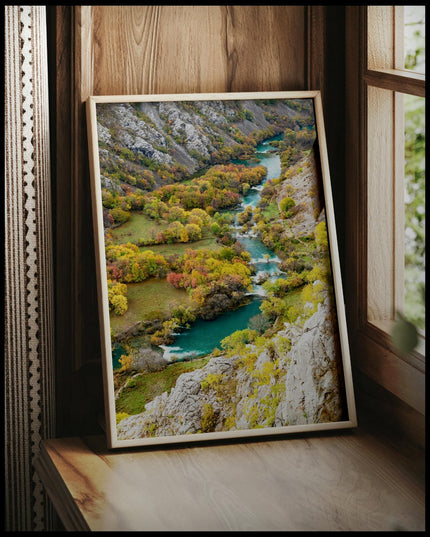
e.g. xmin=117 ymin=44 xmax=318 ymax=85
xmin=110 ymin=213 xmax=168 ymax=245
xmin=110 ymin=279 xmax=196 ymax=334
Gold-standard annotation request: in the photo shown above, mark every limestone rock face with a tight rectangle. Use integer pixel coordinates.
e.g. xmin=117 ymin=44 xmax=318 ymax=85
xmin=99 ymin=103 xmax=172 ymax=164
xmin=130 ymin=348 xmax=169 ymax=373
xmin=158 ymin=101 xmax=216 ymax=160
xmin=100 ymin=173 xmax=123 ymax=194
xmin=195 ymin=101 xmax=230 ymax=126
xmin=274 ymin=293 xmax=344 ymax=427
xmin=277 ymin=150 xmax=325 ymax=237
xmin=116 ymin=286 xmax=345 ymax=441
xmin=117 ymin=357 xmax=236 ymax=439
xmin=97 ymin=122 xmax=111 ymax=145
xmin=96 ymin=99 xmax=303 ymax=193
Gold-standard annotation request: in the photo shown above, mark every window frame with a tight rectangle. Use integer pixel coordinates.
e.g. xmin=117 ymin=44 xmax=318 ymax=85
xmin=345 ymin=6 xmax=425 ymax=415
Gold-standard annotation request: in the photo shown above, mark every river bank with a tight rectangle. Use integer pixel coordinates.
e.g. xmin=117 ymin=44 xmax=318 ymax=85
xmin=158 ymin=136 xmax=284 ymax=361
xmin=110 ymin=135 xmax=284 ymax=370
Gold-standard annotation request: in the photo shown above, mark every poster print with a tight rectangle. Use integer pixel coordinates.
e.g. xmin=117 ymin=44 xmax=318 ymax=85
xmin=87 ymin=91 xmax=357 ymax=448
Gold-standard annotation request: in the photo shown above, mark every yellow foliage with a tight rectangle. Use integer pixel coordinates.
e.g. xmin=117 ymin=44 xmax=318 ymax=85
xmin=118 ymin=354 xmax=132 ymax=372
xmin=110 ymin=294 xmax=128 ymax=315
xmin=200 ymin=372 xmax=225 ymax=391
xmin=200 ymin=403 xmax=217 ymax=433
xmin=301 ymin=283 xmax=315 ymax=304
xmin=224 ymin=415 xmax=236 ymax=430
xmin=286 ymin=304 xmax=302 ymax=324
xmin=315 ymin=221 xmax=328 ymax=251
xmin=252 ymin=361 xmax=275 ymax=386
xmin=238 ymin=351 xmax=258 ymax=373
xmin=307 ymin=265 xmax=326 ymax=283
xmin=116 ymin=412 xmax=129 ymax=424
xmin=301 ymin=281 xmax=325 ymax=316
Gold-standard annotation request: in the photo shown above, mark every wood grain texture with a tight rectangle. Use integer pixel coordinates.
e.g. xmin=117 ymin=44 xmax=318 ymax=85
xmin=36 ymin=431 xmax=425 ymax=532
xmin=364 ymin=69 xmax=426 ymax=97
xmin=367 ymin=85 xmax=395 ymax=322
xmin=307 ymin=6 xmax=326 ymax=100
xmin=345 ymin=6 xmax=367 ymax=332
xmin=47 ymin=6 xmax=75 ymax=434
xmin=353 ymin=327 xmax=425 ymax=414
xmin=88 ymin=5 xmax=306 ymax=96
xmin=353 ymin=367 xmax=425 ymax=450
xmin=367 ymin=6 xmax=395 ymax=70
xmin=72 ymin=6 xmax=101 ymax=373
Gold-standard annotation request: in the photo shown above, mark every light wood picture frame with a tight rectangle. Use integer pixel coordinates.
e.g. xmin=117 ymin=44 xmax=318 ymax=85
xmin=86 ymin=91 xmax=357 ymax=449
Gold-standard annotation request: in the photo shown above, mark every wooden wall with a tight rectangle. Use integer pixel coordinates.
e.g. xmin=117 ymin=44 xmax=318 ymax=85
xmin=84 ymin=6 xmax=306 ymax=95
xmin=47 ymin=5 xmax=344 ymax=437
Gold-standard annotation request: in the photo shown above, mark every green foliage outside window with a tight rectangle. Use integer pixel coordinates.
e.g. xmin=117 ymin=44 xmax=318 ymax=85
xmin=404 ymin=94 xmax=425 ymax=331
xmin=403 ymin=6 xmax=425 ymax=333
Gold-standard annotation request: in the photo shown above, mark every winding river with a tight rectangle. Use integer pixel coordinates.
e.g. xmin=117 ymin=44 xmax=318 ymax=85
xmin=161 ymin=136 xmax=284 ymax=361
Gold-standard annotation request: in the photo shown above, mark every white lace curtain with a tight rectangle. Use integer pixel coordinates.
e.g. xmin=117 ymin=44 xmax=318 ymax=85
xmin=4 ymin=5 xmax=55 ymax=531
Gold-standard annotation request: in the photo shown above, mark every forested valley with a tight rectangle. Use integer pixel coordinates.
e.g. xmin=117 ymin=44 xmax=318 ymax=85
xmin=96 ymin=98 xmax=345 ymax=436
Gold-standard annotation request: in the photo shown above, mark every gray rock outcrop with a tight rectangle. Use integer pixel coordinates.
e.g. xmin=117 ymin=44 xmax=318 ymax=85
xmin=274 ymin=291 xmax=344 ymax=426
xmin=96 ymin=99 xmax=302 ymax=193
xmin=277 ymin=150 xmax=325 ymax=237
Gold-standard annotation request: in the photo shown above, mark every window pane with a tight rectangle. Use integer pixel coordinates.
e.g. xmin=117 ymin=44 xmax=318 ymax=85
xmin=404 ymin=6 xmax=425 ymax=74
xmin=404 ymin=93 xmax=425 ymax=331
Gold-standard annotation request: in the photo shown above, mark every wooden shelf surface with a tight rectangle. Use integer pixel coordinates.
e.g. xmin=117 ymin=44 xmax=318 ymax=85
xmin=35 ymin=427 xmax=425 ymax=532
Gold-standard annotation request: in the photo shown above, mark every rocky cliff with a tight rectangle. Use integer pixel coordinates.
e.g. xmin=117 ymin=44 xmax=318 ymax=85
xmin=96 ymin=99 xmax=300 ymax=189
xmin=277 ymin=149 xmax=325 ymax=238
xmin=116 ymin=282 xmax=345 ymax=440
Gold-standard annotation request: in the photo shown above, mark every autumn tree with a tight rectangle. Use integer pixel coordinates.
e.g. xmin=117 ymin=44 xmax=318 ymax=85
xmin=279 ymin=196 xmax=296 ymax=217
xmin=107 ymin=280 xmax=128 ymax=315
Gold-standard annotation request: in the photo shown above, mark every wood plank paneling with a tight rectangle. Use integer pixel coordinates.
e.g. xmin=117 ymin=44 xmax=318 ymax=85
xmin=345 ymin=6 xmax=367 ymax=332
xmin=45 ymin=2 xmax=424 ymax=480
xmin=87 ymin=5 xmax=305 ymax=96
xmin=367 ymin=6 xmax=395 ymax=71
xmin=47 ymin=5 xmax=75 ymax=437
xmin=307 ymin=6 xmax=326 ymax=99
xmin=353 ymin=328 xmax=425 ymax=414
xmin=324 ymin=6 xmax=346 ymax=271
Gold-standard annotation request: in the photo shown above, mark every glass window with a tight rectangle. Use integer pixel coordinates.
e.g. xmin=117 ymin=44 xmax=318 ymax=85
xmin=404 ymin=6 xmax=425 ymax=73
xmin=366 ymin=6 xmax=425 ymax=354
xmin=404 ymin=93 xmax=425 ymax=332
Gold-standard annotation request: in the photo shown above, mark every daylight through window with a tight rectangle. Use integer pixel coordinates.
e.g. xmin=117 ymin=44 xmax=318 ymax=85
xmin=366 ymin=5 xmax=425 ymax=353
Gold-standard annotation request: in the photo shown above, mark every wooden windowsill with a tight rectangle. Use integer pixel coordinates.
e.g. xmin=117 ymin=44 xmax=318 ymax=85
xmin=368 ymin=318 xmax=426 ymax=365
xmin=35 ymin=425 xmax=425 ymax=532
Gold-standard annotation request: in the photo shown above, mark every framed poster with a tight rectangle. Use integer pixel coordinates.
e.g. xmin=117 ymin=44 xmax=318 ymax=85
xmin=86 ymin=91 xmax=357 ymax=449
